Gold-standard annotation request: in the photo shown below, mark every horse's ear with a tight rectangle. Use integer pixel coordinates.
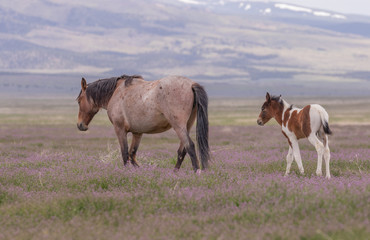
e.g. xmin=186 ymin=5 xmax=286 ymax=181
xmin=266 ymin=92 xmax=271 ymax=102
xmin=81 ymin=78 xmax=87 ymax=91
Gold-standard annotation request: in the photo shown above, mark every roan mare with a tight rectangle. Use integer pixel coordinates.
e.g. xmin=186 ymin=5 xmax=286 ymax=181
xmin=76 ymin=75 xmax=210 ymax=173
xmin=257 ymin=93 xmax=332 ymax=179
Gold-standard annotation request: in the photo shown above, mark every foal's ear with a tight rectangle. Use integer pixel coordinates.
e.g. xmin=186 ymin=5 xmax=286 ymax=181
xmin=81 ymin=78 xmax=87 ymax=91
xmin=266 ymin=92 xmax=271 ymax=102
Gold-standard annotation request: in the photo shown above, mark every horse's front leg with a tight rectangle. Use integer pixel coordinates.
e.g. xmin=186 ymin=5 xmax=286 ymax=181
xmin=284 ymin=146 xmax=294 ymax=176
xmin=291 ymin=139 xmax=304 ymax=175
xmin=129 ymin=133 xmax=142 ymax=167
xmin=114 ymin=126 xmax=129 ymax=166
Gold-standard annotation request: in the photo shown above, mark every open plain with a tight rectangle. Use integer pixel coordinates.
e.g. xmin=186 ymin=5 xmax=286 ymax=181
xmin=0 ymin=97 xmax=369 ymax=239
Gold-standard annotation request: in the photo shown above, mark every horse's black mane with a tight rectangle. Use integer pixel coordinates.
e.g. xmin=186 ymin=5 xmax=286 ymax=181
xmin=271 ymin=95 xmax=283 ymax=105
xmin=271 ymin=95 xmax=292 ymax=110
xmin=123 ymin=74 xmax=143 ymax=87
xmin=270 ymin=95 xmax=286 ymax=111
xmin=78 ymin=75 xmax=143 ymax=106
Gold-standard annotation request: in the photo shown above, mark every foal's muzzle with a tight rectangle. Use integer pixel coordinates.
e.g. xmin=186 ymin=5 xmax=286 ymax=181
xmin=77 ymin=122 xmax=88 ymax=131
xmin=257 ymin=119 xmax=264 ymax=126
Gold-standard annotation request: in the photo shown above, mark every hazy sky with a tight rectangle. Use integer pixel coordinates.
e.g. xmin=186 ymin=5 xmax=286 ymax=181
xmin=252 ymin=0 xmax=370 ymax=15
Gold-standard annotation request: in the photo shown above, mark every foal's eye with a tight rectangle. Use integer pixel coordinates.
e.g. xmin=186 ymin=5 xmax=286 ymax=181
xmin=261 ymin=107 xmax=265 ymax=111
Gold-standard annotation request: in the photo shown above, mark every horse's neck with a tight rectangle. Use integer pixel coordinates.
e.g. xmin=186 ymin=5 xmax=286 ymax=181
xmin=278 ymin=99 xmax=300 ymax=126
xmin=100 ymin=80 xmax=125 ymax=110
xmin=275 ymin=100 xmax=290 ymax=126
xmin=99 ymin=95 xmax=114 ymax=110
xmin=274 ymin=110 xmax=283 ymax=126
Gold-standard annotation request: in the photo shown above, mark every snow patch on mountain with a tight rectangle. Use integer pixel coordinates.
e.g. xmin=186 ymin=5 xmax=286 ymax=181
xmin=176 ymin=1 xmax=349 ymax=20
xmin=274 ymin=3 xmax=312 ymax=13
xmin=263 ymin=8 xmax=271 ymax=14
xmin=274 ymin=3 xmax=347 ymax=20
xmin=178 ymin=0 xmax=205 ymax=5
xmin=332 ymin=14 xmax=347 ymax=19
xmin=313 ymin=11 xmax=331 ymax=17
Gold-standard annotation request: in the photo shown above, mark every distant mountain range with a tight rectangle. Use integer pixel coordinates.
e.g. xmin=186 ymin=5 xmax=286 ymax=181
xmin=196 ymin=1 xmax=370 ymax=37
xmin=0 ymin=0 xmax=370 ymax=96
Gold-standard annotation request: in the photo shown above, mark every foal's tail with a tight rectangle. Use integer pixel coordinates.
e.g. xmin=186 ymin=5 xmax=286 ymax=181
xmin=192 ymin=83 xmax=210 ymax=169
xmin=318 ymin=106 xmax=332 ymax=135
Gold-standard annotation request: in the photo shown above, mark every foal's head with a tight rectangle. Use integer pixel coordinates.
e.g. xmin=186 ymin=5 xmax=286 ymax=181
xmin=257 ymin=92 xmax=282 ymax=126
xmin=76 ymin=78 xmax=99 ymax=131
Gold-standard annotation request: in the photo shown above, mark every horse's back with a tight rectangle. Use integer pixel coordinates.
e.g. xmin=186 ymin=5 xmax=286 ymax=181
xmin=108 ymin=75 xmax=196 ymax=134
xmin=155 ymin=76 xmax=196 ymax=124
xmin=157 ymin=75 xmax=194 ymax=89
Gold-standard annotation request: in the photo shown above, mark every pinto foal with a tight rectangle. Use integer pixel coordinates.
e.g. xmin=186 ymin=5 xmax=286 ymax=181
xmin=257 ymin=93 xmax=332 ymax=179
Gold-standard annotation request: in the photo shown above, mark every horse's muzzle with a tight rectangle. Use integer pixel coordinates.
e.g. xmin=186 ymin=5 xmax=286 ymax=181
xmin=77 ymin=122 xmax=88 ymax=131
xmin=257 ymin=119 xmax=264 ymax=126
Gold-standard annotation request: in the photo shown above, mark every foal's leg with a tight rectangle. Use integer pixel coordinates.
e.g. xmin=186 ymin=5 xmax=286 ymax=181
xmin=284 ymin=146 xmax=294 ymax=176
xmin=129 ymin=133 xmax=142 ymax=167
xmin=173 ymin=127 xmax=200 ymax=173
xmin=323 ymin=134 xmax=331 ymax=179
xmin=308 ymin=133 xmax=324 ymax=177
xmin=291 ymin=139 xmax=304 ymax=174
xmin=114 ymin=126 xmax=129 ymax=166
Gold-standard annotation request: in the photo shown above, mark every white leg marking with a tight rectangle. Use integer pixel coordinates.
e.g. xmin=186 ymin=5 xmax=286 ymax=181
xmin=308 ymin=134 xmax=324 ymax=177
xmin=285 ymin=146 xmax=294 ymax=176
xmin=324 ymin=135 xmax=331 ymax=179
xmin=291 ymin=139 xmax=304 ymax=174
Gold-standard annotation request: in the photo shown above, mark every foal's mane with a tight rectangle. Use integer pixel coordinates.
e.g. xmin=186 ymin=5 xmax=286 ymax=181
xmin=270 ymin=95 xmax=283 ymax=106
xmin=269 ymin=95 xmax=286 ymax=113
xmin=78 ymin=75 xmax=143 ymax=106
xmin=271 ymin=95 xmax=292 ymax=110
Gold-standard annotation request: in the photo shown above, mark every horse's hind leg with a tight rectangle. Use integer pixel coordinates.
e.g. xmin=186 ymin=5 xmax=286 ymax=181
xmin=308 ymin=133 xmax=325 ymax=177
xmin=323 ymin=134 xmax=331 ymax=179
xmin=174 ymin=143 xmax=186 ymax=170
xmin=174 ymin=108 xmax=197 ymax=171
xmin=173 ymin=127 xmax=199 ymax=172
xmin=129 ymin=133 xmax=142 ymax=167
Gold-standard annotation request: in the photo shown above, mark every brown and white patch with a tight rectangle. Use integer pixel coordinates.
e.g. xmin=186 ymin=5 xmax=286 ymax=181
xmin=287 ymin=106 xmax=311 ymax=139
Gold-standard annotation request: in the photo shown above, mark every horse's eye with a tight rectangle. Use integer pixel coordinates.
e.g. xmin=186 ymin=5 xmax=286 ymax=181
xmin=261 ymin=107 xmax=264 ymax=111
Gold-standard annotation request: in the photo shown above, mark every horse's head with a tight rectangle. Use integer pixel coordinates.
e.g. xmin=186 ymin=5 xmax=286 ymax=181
xmin=76 ymin=78 xmax=99 ymax=131
xmin=257 ymin=92 xmax=281 ymax=126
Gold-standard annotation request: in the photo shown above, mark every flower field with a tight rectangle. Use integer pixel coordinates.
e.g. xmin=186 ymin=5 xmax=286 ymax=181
xmin=0 ymin=98 xmax=369 ymax=239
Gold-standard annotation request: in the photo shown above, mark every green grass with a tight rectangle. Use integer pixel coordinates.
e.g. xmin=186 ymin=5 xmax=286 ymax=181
xmin=0 ymin=97 xmax=369 ymax=239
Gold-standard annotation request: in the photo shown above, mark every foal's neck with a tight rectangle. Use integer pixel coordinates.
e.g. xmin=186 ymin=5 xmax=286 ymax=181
xmin=274 ymin=99 xmax=289 ymax=126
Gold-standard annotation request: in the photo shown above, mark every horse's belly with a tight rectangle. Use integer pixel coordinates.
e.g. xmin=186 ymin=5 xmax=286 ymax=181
xmin=145 ymin=123 xmax=172 ymax=134
xmin=128 ymin=114 xmax=171 ymax=134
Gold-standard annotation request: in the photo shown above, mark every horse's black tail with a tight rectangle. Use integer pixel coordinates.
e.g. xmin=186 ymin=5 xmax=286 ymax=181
xmin=323 ymin=122 xmax=332 ymax=135
xmin=318 ymin=107 xmax=333 ymax=135
xmin=192 ymin=83 xmax=210 ymax=170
